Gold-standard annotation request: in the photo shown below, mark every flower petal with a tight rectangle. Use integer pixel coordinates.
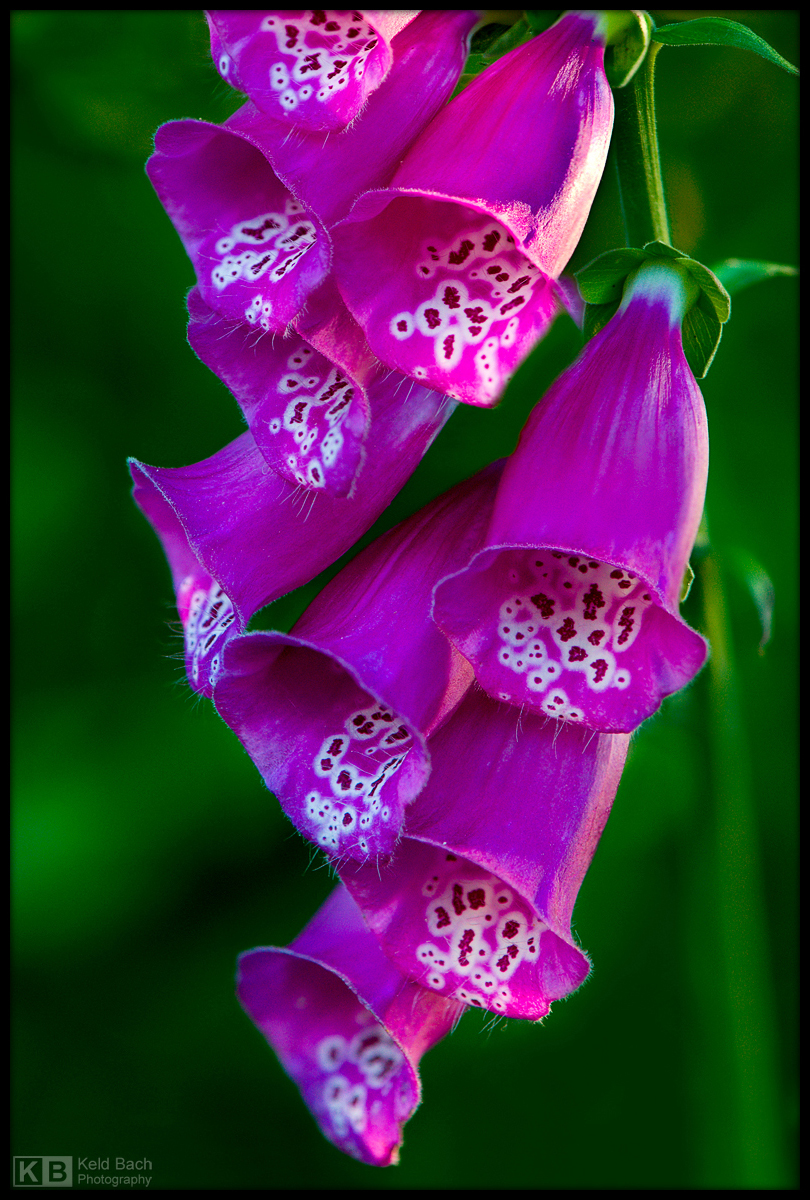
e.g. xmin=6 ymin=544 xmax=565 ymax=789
xmin=433 ymin=261 xmax=709 ymax=732
xmin=129 ymin=378 xmax=454 ymax=695
xmin=330 ymin=12 xmax=613 ymax=404
xmin=146 ymin=118 xmax=328 ymax=331
xmin=340 ymin=687 xmax=629 ymax=1019
xmin=187 ymin=283 xmax=375 ymax=496
xmin=238 ymin=885 xmax=463 ymax=1166
xmin=228 ymin=10 xmax=479 ymax=228
xmin=213 ymin=466 xmax=501 ymax=859
xmin=208 ymin=9 xmax=420 ymax=132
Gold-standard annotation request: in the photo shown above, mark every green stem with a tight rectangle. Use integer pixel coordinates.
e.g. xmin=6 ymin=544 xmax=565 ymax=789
xmin=610 ymin=41 xmax=670 ymax=247
xmin=698 ymin=543 xmax=788 ymax=1185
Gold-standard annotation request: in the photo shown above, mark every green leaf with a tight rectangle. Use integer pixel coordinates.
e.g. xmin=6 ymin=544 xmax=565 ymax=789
xmin=683 ymin=299 xmax=723 ymax=380
xmin=575 ymin=248 xmax=647 ymax=305
xmin=603 ymin=9 xmax=654 ymax=89
xmin=726 ymin=550 xmax=775 ymax=654
xmin=711 ymin=258 xmax=798 ymax=298
xmin=652 ymin=18 xmax=799 ymax=76
xmin=582 ymin=300 xmax=620 ymax=343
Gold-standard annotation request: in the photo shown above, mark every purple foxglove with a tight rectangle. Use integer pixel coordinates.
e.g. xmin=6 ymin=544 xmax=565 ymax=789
xmin=213 ymin=466 xmax=501 ymax=860
xmin=330 ymin=11 xmax=613 ymax=405
xmin=187 ymin=282 xmax=378 ymax=496
xmin=433 ymin=260 xmax=709 ymax=733
xmin=229 ymin=10 xmax=480 ymax=230
xmin=147 ymin=115 xmax=329 ymax=334
xmin=207 ymin=9 xmax=420 ymax=132
xmin=147 ymin=12 xmax=476 ymax=336
xmin=129 ymin=376 xmax=454 ymax=697
xmin=238 ymin=884 xmax=463 ymax=1166
xmin=339 ymin=685 xmax=629 ymax=1019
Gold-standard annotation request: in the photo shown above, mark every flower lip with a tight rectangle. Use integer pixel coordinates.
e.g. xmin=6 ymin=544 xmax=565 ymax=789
xmin=340 ymin=686 xmax=629 ymax=1019
xmin=238 ymin=885 xmax=463 ymax=1167
xmin=215 ymin=630 xmax=432 ymax=862
xmin=433 ymin=543 xmax=706 ymax=733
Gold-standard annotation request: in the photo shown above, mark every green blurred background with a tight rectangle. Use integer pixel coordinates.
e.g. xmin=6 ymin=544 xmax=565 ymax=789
xmin=13 ymin=10 xmax=797 ymax=1188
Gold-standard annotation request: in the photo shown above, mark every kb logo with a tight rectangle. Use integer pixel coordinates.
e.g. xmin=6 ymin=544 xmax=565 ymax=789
xmin=13 ymin=1158 xmax=73 ymax=1187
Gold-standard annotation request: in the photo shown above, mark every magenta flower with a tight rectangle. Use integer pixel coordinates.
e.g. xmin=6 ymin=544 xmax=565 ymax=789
xmin=187 ymin=282 xmax=379 ymax=496
xmin=207 ymin=9 xmax=420 ymax=132
xmin=238 ymin=884 xmax=463 ymax=1166
xmin=330 ymin=11 xmax=614 ymax=405
xmin=339 ymin=685 xmax=629 ymax=1019
xmin=213 ymin=467 xmax=501 ymax=859
xmin=433 ymin=260 xmax=709 ymax=732
xmin=147 ymin=12 xmax=476 ymax=338
xmin=129 ymin=376 xmax=454 ymax=697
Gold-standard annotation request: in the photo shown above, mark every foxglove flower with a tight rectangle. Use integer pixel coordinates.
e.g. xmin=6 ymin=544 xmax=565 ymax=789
xmin=433 ymin=260 xmax=709 ymax=732
xmin=339 ymin=685 xmax=629 ymax=1019
xmin=129 ymin=375 xmax=454 ymax=697
xmin=213 ymin=467 xmax=501 ymax=859
xmin=208 ymin=9 xmax=420 ymax=131
xmin=147 ymin=11 xmax=477 ymax=338
xmin=331 ymin=10 xmax=613 ymax=405
xmin=238 ymin=884 xmax=463 ymax=1166
xmin=187 ymin=282 xmax=379 ymax=496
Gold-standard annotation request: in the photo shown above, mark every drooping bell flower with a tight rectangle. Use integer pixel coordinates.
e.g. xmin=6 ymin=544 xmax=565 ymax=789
xmin=146 ymin=11 xmax=477 ymax=337
xmin=330 ymin=10 xmax=614 ymax=406
xmin=207 ymin=9 xmax=420 ymax=132
xmin=433 ymin=259 xmax=709 ymax=733
xmin=238 ymin=884 xmax=464 ymax=1166
xmin=129 ymin=375 xmax=454 ymax=697
xmin=339 ymin=685 xmax=629 ymax=1019
xmin=213 ymin=466 xmax=501 ymax=860
xmin=187 ymin=282 xmax=378 ymax=496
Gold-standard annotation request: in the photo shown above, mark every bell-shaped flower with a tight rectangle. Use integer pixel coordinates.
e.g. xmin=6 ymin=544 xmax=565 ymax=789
xmin=433 ymin=260 xmax=709 ymax=733
xmin=187 ymin=282 xmax=378 ymax=496
xmin=338 ymin=685 xmax=629 ymax=1020
xmin=330 ymin=10 xmax=614 ymax=405
xmin=212 ymin=466 xmax=501 ymax=860
xmin=147 ymin=11 xmax=477 ymax=336
xmin=207 ymin=9 xmax=420 ymax=132
xmin=129 ymin=376 xmax=454 ymax=697
xmin=238 ymin=884 xmax=464 ymax=1166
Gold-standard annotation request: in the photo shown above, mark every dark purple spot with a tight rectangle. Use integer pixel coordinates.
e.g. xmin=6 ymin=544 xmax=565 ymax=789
xmin=424 ymin=307 xmax=441 ymax=329
xmin=617 ymin=606 xmax=636 ymax=645
xmin=342 ymin=812 xmax=353 ymax=826
xmin=452 ymin=884 xmax=466 ymax=916
xmin=568 ymin=646 xmax=587 ymax=662
xmin=587 ymin=630 xmax=605 ymax=646
xmin=467 ymin=888 xmax=486 ymax=910
xmin=483 ymin=230 xmax=501 ymax=251
xmin=457 ymin=929 xmax=474 ymax=966
xmin=435 ymin=905 xmax=451 ymax=930
xmin=448 ymin=239 xmax=474 ymax=265
xmin=499 ymin=296 xmax=525 ymax=315
xmin=531 ymin=592 xmax=555 ymax=618
xmin=442 ymin=333 xmax=456 ymax=360
xmin=442 ymin=285 xmax=461 ymax=309
xmin=557 ymin=617 xmax=576 ymax=642
xmin=592 ymin=659 xmax=608 ymax=683
xmin=502 ymin=919 xmax=520 ymax=939
xmin=496 ymin=954 xmax=511 ymax=973
xmin=610 ymin=569 xmax=624 ymax=579
xmin=583 ymin=583 xmax=605 ymax=620
xmin=396 ymin=319 xmax=408 ymax=332
xmin=336 ymin=770 xmax=352 ymax=791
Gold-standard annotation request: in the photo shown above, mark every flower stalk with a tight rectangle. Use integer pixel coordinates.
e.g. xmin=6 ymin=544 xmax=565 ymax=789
xmin=611 ymin=40 xmax=670 ymax=248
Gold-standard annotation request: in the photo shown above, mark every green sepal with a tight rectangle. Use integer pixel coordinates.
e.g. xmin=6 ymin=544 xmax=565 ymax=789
xmin=652 ymin=17 xmax=798 ymax=76
xmin=679 ymin=562 xmax=695 ymax=606
xmin=576 ymin=243 xmax=731 ymax=378
xmin=603 ymin=9 xmax=654 ymax=88
xmin=726 ymin=549 xmax=775 ymax=655
xmin=712 ymin=258 xmax=798 ymax=298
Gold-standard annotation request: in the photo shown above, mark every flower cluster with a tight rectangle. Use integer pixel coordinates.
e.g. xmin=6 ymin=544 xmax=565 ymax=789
xmin=132 ymin=10 xmax=709 ymax=1167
